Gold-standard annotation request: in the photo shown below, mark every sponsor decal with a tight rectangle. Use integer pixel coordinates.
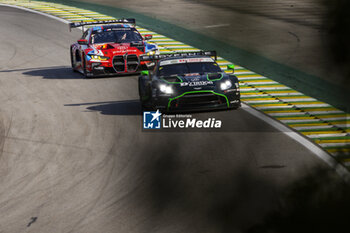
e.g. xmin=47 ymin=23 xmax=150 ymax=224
xmin=160 ymin=58 xmax=214 ymax=66
xmin=184 ymin=73 xmax=200 ymax=77
xmin=180 ymin=81 xmax=213 ymax=87
xmin=191 ymin=77 xmax=201 ymax=81
xmin=113 ymin=48 xmax=138 ymax=54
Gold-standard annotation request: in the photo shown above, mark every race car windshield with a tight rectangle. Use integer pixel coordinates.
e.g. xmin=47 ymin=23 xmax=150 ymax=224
xmin=91 ymin=30 xmax=143 ymax=44
xmin=158 ymin=62 xmax=222 ymax=76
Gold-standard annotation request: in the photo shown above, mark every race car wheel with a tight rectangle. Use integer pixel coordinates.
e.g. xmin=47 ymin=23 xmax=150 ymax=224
xmin=82 ymin=57 xmax=89 ymax=78
xmin=230 ymin=101 xmax=241 ymax=110
xmin=70 ymin=48 xmax=75 ymax=72
xmin=70 ymin=48 xmax=77 ymax=72
xmin=138 ymin=78 xmax=147 ymax=106
xmin=138 ymin=77 xmax=153 ymax=110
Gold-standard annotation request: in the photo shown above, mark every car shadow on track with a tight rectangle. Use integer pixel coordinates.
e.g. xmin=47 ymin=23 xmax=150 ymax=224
xmin=18 ymin=66 xmax=138 ymax=79
xmin=65 ymin=100 xmax=142 ymax=115
xmin=22 ymin=66 xmax=83 ymax=79
xmin=0 ymin=66 xmax=83 ymax=79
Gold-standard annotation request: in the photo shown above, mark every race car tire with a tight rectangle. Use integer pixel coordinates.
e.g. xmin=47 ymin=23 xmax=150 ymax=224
xmin=82 ymin=57 xmax=91 ymax=78
xmin=230 ymin=101 xmax=241 ymax=110
xmin=70 ymin=48 xmax=78 ymax=72
xmin=138 ymin=76 xmax=153 ymax=110
xmin=138 ymin=77 xmax=147 ymax=102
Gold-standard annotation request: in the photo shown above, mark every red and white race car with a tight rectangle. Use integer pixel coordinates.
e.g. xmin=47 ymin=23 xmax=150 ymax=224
xmin=69 ymin=19 xmax=158 ymax=78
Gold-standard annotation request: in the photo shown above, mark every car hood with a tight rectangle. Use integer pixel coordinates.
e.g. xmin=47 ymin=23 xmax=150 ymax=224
xmin=91 ymin=42 xmax=144 ymax=55
xmin=160 ymin=72 xmax=229 ymax=92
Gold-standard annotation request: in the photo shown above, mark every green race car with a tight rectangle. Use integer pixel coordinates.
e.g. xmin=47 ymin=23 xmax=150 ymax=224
xmin=138 ymin=51 xmax=240 ymax=112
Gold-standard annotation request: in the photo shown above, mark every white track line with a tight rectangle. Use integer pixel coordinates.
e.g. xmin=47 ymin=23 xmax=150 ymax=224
xmin=268 ymin=93 xmax=304 ymax=96
xmin=281 ymin=119 xmax=322 ymax=123
xmin=268 ymin=112 xmax=307 ymax=116
xmin=320 ymin=143 xmax=350 ymax=147
xmin=242 ymin=103 xmax=350 ymax=181
xmin=204 ymin=23 xmax=230 ymax=28
xmin=292 ymin=125 xmax=335 ymax=130
xmin=308 ymin=133 xmax=348 ymax=138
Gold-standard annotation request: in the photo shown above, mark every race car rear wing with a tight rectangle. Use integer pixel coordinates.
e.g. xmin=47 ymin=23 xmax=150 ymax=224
xmin=69 ymin=18 xmax=136 ymax=31
xmin=140 ymin=51 xmax=217 ymax=61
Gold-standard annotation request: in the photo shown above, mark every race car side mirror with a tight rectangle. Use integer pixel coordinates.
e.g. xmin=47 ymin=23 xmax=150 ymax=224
xmin=144 ymin=34 xmax=152 ymax=40
xmin=78 ymin=39 xmax=88 ymax=45
xmin=141 ymin=70 xmax=149 ymax=76
xmin=227 ymin=64 xmax=235 ymax=73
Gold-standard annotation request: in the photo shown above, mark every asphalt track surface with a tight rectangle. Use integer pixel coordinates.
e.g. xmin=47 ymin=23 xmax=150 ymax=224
xmin=0 ymin=6 xmax=337 ymax=233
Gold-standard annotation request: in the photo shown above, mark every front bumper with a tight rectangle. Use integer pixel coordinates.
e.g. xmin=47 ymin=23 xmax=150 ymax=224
xmin=86 ymin=54 xmax=147 ymax=76
xmin=153 ymin=90 xmax=240 ymax=112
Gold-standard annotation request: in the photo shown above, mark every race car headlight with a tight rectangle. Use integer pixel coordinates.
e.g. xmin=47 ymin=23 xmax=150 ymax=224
xmin=220 ymin=80 xmax=232 ymax=90
xmin=90 ymin=55 xmax=109 ymax=60
xmin=159 ymin=84 xmax=173 ymax=94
